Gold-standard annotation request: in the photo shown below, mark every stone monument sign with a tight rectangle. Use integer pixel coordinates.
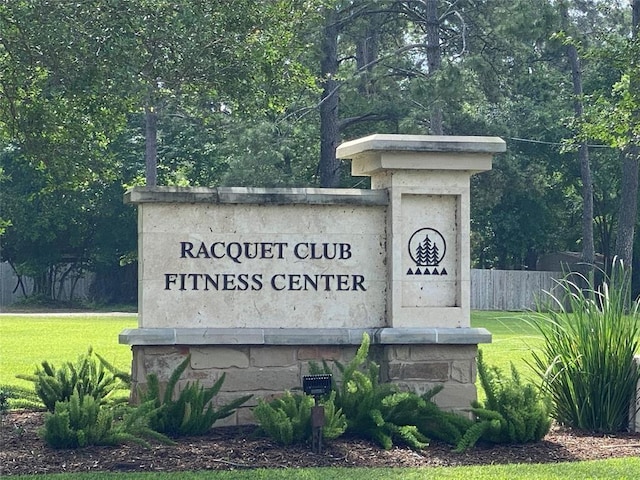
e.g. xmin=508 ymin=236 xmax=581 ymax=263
xmin=120 ymin=134 xmax=506 ymax=424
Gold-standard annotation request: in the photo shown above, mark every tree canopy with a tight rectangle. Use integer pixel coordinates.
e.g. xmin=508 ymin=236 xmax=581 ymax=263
xmin=2 ymin=0 xmax=640 ymax=302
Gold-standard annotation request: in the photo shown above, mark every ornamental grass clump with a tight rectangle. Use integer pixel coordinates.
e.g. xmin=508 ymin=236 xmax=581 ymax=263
xmin=530 ymin=261 xmax=640 ymax=433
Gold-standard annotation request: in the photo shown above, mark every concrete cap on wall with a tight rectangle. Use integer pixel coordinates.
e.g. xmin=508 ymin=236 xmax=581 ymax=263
xmin=337 ymin=134 xmax=506 ymax=158
xmin=337 ymin=134 xmax=506 ymax=176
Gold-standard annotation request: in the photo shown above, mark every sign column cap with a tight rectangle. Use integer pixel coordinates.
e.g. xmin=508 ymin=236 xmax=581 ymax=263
xmin=337 ymin=134 xmax=506 ymax=159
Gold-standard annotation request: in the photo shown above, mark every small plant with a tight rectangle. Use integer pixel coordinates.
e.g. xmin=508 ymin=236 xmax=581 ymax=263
xmin=321 ymin=391 xmax=348 ymax=440
xmin=381 ymin=387 xmax=472 ymax=447
xmin=455 ymin=350 xmax=551 ymax=452
xmin=0 ymin=384 xmax=43 ymax=411
xmin=313 ymin=333 xmax=469 ymax=450
xmin=327 ymin=333 xmax=403 ymax=449
xmin=530 ymin=261 xmax=640 ymax=432
xmin=17 ymin=347 xmax=129 ymax=412
xmin=142 ymin=354 xmax=252 ymax=437
xmin=41 ymin=389 xmax=171 ymax=449
xmin=253 ymin=390 xmax=346 ymax=445
xmin=0 ymin=388 xmax=9 ymax=415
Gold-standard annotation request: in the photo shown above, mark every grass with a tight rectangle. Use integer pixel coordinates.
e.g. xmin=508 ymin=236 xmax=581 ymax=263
xmin=0 ymin=314 xmax=137 ymax=390
xmin=2 ymin=311 xmax=639 ymax=479
xmin=471 ymin=310 xmax=543 ymax=380
xmin=528 ymin=267 xmax=640 ymax=432
xmin=8 ymin=457 xmax=640 ymax=479
xmin=0 ymin=311 xmax=541 ymax=390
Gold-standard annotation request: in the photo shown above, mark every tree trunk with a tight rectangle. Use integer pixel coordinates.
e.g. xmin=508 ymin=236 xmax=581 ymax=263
xmin=614 ymin=0 xmax=640 ymax=268
xmin=355 ymin=17 xmax=380 ymax=96
xmin=145 ymin=105 xmax=158 ymax=187
xmin=561 ymin=1 xmax=595 ymax=266
xmin=615 ymin=151 xmax=638 ymax=267
xmin=319 ymin=8 xmax=341 ymax=188
xmin=425 ymin=0 xmax=443 ymax=135
xmin=578 ymin=142 xmax=595 ymax=265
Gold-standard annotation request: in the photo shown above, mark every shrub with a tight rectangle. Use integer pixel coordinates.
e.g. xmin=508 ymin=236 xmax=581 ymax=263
xmin=382 ymin=387 xmax=472 ymax=447
xmin=530 ymin=262 xmax=640 ymax=432
xmin=313 ymin=333 xmax=470 ymax=450
xmin=253 ymin=390 xmax=346 ymax=445
xmin=0 ymin=388 xmax=8 ymax=416
xmin=455 ymin=350 xmax=551 ymax=452
xmin=17 ymin=347 xmax=129 ymax=412
xmin=142 ymin=354 xmax=252 ymax=437
xmin=0 ymin=384 xmax=43 ymax=411
xmin=41 ymin=389 xmax=171 ymax=449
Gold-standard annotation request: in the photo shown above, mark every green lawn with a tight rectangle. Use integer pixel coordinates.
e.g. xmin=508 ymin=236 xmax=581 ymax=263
xmin=10 ymin=458 xmax=640 ymax=480
xmin=0 ymin=311 xmax=540 ymax=389
xmin=2 ymin=311 xmax=639 ymax=479
xmin=0 ymin=314 xmax=137 ymax=389
xmin=471 ymin=310 xmax=543 ymax=380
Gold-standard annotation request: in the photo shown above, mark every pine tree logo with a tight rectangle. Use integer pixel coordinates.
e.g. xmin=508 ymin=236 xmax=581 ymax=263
xmin=407 ymin=228 xmax=447 ymax=276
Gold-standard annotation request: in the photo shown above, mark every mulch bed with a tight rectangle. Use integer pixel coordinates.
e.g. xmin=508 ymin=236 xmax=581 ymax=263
xmin=2 ymin=411 xmax=640 ymax=476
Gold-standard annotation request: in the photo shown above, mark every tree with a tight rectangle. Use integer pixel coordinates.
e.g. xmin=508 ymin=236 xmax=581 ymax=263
xmin=558 ymin=0 xmax=595 ymax=267
xmin=84 ymin=0 xmax=321 ymax=186
xmin=615 ymin=0 xmax=640 ymax=268
xmin=0 ymin=1 xmax=322 ymax=301
xmin=319 ymin=4 xmax=342 ymax=187
xmin=0 ymin=1 xmax=133 ymax=299
xmin=579 ymin=0 xmax=640 ymax=269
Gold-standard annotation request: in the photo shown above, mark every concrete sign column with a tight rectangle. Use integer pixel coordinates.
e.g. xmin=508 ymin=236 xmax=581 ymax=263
xmin=337 ymin=134 xmax=506 ymax=328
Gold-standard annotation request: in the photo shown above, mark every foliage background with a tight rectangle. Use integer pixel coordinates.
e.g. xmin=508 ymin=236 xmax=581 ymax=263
xmin=1 ymin=0 xmax=639 ymax=303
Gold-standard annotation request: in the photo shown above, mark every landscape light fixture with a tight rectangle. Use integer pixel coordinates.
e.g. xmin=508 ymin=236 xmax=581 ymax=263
xmin=302 ymin=374 xmax=333 ymax=454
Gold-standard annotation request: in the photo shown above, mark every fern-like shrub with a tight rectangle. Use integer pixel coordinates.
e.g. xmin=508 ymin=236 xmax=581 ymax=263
xmin=253 ymin=391 xmax=346 ymax=445
xmin=0 ymin=384 xmax=43 ymax=411
xmin=142 ymin=354 xmax=252 ymax=437
xmin=313 ymin=333 xmax=470 ymax=450
xmin=41 ymin=389 xmax=171 ymax=449
xmin=455 ymin=350 xmax=551 ymax=452
xmin=531 ymin=261 xmax=640 ymax=433
xmin=382 ymin=387 xmax=472 ymax=448
xmin=17 ymin=347 xmax=129 ymax=412
xmin=0 ymin=388 xmax=8 ymax=415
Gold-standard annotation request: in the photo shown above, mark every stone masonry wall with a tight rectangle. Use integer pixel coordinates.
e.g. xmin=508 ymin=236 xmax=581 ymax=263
xmin=382 ymin=345 xmax=478 ymax=412
xmin=129 ymin=343 xmax=478 ymax=426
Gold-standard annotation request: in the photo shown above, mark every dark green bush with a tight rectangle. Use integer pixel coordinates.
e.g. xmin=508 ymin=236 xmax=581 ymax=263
xmin=314 ymin=333 xmax=470 ymax=450
xmin=0 ymin=384 xmax=42 ymax=411
xmin=531 ymin=262 xmax=640 ymax=432
xmin=17 ymin=347 xmax=128 ymax=412
xmin=455 ymin=350 xmax=551 ymax=452
xmin=253 ymin=390 xmax=346 ymax=445
xmin=142 ymin=354 xmax=252 ymax=437
xmin=382 ymin=387 xmax=472 ymax=447
xmin=41 ymin=389 xmax=170 ymax=449
xmin=0 ymin=388 xmax=8 ymax=415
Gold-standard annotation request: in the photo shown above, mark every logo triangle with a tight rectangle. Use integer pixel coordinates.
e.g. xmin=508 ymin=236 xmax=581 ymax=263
xmin=441 ymin=267 xmax=448 ymax=275
xmin=407 ymin=268 xmax=414 ymax=275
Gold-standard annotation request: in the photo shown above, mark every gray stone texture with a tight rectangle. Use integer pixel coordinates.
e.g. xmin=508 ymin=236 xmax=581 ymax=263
xmin=122 ymin=135 xmax=512 ymax=424
xmin=128 ymin=342 xmax=481 ymax=424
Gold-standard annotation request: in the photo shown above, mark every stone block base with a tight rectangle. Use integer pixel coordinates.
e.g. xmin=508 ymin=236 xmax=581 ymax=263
xmin=123 ymin=328 xmax=487 ymax=426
